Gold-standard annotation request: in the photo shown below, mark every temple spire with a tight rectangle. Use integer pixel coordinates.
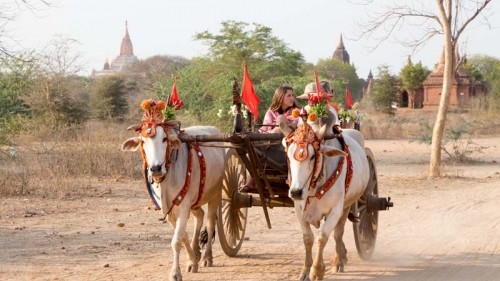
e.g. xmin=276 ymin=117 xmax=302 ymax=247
xmin=338 ymin=33 xmax=345 ymax=49
xmin=332 ymin=33 xmax=350 ymax=64
xmin=120 ymin=20 xmax=134 ymax=56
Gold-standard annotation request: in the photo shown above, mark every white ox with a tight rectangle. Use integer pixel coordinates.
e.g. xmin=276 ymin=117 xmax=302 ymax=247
xmin=281 ymin=114 xmax=369 ymax=281
xmin=122 ymin=123 xmax=224 ymax=281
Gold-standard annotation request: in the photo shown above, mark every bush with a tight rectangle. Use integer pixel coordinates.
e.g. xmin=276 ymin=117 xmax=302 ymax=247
xmin=412 ymin=119 xmax=487 ymax=164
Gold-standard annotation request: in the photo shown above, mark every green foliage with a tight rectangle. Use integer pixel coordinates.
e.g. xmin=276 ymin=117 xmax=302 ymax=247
xmin=465 ymin=55 xmax=500 ymax=98
xmin=400 ymin=62 xmax=429 ymax=108
xmin=371 ymin=65 xmax=399 ymax=115
xmin=90 ymin=76 xmax=131 ymax=121
xmin=465 ymin=55 xmax=500 ymax=113
xmin=156 ymin=21 xmax=307 ymax=130
xmin=316 ymin=58 xmax=363 ymax=103
xmin=400 ymin=62 xmax=429 ymax=91
xmin=464 ymin=55 xmax=500 ymax=82
xmin=194 ymin=21 xmax=304 ymax=79
xmin=0 ymin=54 xmax=35 ymax=144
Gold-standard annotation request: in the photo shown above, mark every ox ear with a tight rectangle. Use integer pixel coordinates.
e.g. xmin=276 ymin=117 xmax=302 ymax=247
xmin=320 ymin=144 xmax=348 ymax=158
xmin=167 ymin=133 xmax=182 ymax=150
xmin=121 ymin=137 xmax=140 ymax=152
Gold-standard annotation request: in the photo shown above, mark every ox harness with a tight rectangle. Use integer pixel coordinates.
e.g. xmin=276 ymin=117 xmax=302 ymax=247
xmin=138 ymin=122 xmax=207 ymax=215
xmin=285 ymin=123 xmax=353 ymax=205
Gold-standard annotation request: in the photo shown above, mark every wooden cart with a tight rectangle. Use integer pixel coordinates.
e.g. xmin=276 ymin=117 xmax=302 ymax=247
xmin=179 ymin=80 xmax=393 ymax=260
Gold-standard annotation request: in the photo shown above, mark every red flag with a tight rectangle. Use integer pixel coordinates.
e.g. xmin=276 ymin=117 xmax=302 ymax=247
xmin=170 ymin=77 xmax=184 ymax=110
xmin=345 ymin=86 xmax=353 ymax=109
xmin=313 ymin=70 xmax=331 ymax=102
xmin=241 ymin=65 xmax=260 ymax=120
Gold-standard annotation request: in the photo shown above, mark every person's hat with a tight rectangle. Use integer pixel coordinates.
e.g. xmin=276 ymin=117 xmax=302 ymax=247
xmin=297 ymin=81 xmax=334 ymax=99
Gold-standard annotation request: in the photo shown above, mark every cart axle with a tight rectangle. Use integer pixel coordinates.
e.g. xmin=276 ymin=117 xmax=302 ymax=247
xmin=366 ymin=195 xmax=393 ymax=212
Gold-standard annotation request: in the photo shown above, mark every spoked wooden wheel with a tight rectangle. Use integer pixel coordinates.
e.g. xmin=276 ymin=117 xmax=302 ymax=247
xmin=353 ymin=148 xmax=379 ymax=260
xmin=217 ymin=149 xmax=248 ymax=257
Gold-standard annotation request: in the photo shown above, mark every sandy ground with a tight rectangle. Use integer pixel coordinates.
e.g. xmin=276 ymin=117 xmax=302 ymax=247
xmin=1 ymin=138 xmax=499 ymax=281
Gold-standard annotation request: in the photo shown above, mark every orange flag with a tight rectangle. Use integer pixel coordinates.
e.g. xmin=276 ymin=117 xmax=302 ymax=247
xmin=241 ymin=65 xmax=260 ymax=120
xmin=345 ymin=86 xmax=353 ymax=109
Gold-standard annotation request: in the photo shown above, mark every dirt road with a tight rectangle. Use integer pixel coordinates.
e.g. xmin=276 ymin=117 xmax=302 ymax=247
xmin=1 ymin=138 xmax=499 ymax=280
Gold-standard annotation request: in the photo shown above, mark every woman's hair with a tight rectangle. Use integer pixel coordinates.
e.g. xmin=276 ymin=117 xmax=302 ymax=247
xmin=269 ymin=85 xmax=297 ymax=114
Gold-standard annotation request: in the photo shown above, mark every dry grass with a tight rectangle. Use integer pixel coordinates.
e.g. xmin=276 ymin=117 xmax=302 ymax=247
xmin=1 ymin=108 xmax=499 ymax=197
xmin=360 ymin=107 xmax=500 ymax=139
xmin=0 ymin=121 xmax=140 ymax=197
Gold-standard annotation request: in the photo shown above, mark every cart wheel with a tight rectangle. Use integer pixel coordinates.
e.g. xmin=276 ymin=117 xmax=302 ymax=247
xmin=217 ymin=149 xmax=248 ymax=257
xmin=352 ymin=147 xmax=379 ymax=260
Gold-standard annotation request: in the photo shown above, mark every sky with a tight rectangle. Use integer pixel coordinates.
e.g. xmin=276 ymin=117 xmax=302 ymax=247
xmin=9 ymin=0 xmax=500 ymax=78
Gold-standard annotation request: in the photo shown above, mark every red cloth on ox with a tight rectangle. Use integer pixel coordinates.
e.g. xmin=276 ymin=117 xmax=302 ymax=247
xmin=241 ymin=65 xmax=260 ymax=121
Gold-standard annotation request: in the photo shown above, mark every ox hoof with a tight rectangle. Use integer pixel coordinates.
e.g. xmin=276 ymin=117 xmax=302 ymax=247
xmin=310 ymin=266 xmax=325 ymax=280
xmin=203 ymin=258 xmax=213 ymax=267
xmin=336 ymin=263 xmax=344 ymax=273
xmin=187 ymin=263 xmax=198 ymax=273
xmin=170 ymin=269 xmax=182 ymax=281
xmin=298 ymin=272 xmax=311 ymax=281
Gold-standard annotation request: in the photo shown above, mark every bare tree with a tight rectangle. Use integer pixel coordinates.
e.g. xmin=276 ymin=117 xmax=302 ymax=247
xmin=357 ymin=0 xmax=492 ymax=177
xmin=0 ymin=0 xmax=51 ymax=60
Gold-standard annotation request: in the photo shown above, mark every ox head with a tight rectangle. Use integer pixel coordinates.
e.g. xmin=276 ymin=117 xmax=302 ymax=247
xmin=121 ymin=100 xmax=181 ymax=183
xmin=281 ymin=112 xmax=347 ymax=201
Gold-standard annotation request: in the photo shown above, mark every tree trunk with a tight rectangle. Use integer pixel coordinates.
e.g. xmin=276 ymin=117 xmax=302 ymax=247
xmin=429 ymin=0 xmax=454 ymax=178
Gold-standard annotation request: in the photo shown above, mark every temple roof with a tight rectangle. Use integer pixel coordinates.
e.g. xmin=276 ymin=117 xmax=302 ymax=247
xmin=332 ymin=34 xmax=350 ymax=64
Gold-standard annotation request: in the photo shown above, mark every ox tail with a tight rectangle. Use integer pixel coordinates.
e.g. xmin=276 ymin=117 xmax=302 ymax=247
xmin=199 ymin=226 xmax=216 ymax=249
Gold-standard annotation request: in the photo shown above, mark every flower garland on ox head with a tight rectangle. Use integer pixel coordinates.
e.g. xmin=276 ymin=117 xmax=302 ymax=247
xmin=137 ymin=99 xmax=166 ymax=137
xmin=291 ymin=90 xmax=331 ymax=124
xmin=137 ymin=79 xmax=184 ymax=137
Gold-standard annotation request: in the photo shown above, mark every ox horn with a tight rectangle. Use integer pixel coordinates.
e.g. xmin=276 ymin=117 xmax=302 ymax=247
xmin=127 ymin=123 xmax=142 ymax=131
xmin=317 ymin=111 xmax=335 ymax=140
xmin=279 ymin=121 xmax=294 ymax=137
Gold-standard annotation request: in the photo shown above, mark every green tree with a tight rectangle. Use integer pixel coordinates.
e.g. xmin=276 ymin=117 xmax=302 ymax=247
xmin=464 ymin=54 xmax=500 ymax=112
xmin=0 ymin=53 xmax=35 ymax=144
xmin=371 ymin=65 xmax=399 ymax=115
xmin=194 ymin=21 xmax=304 ymax=80
xmin=400 ymin=62 xmax=430 ymax=108
xmin=91 ymin=76 xmax=130 ymax=121
xmin=316 ymin=58 xmax=363 ymax=104
xmin=465 ymin=55 xmax=500 ymax=88
xmin=164 ymin=21 xmax=305 ymax=129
